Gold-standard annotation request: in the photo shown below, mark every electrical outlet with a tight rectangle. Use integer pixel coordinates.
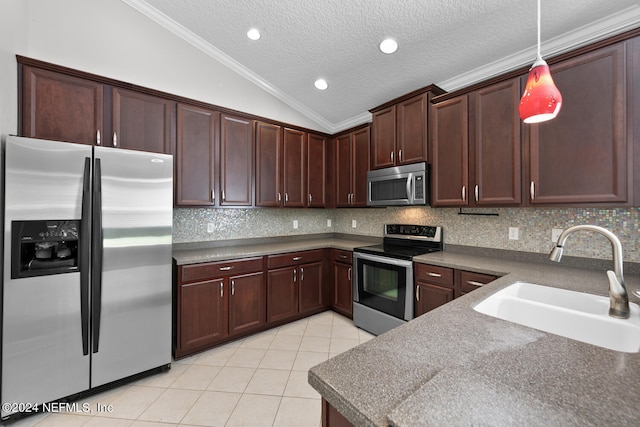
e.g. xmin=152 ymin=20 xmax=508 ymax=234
xmin=552 ymin=228 xmax=563 ymax=243
xmin=293 ymin=220 xmax=299 ymax=229
xmin=207 ymin=223 xmax=215 ymax=233
xmin=352 ymin=219 xmax=357 ymax=228
xmin=508 ymin=227 xmax=519 ymax=240
xmin=327 ymin=219 xmax=332 ymax=228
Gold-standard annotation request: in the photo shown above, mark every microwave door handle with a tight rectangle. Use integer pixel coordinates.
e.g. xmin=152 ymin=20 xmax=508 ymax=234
xmin=406 ymin=174 xmax=413 ymax=202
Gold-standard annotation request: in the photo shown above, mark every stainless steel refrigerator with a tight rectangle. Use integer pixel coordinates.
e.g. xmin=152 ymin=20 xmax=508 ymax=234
xmin=1 ymin=135 xmax=173 ymax=418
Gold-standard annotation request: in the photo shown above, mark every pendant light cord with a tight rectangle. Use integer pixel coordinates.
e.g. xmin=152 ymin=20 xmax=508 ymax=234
xmin=536 ymin=0 xmax=542 ymax=60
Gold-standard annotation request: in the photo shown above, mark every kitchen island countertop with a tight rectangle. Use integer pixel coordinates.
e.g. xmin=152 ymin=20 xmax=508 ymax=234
xmin=309 ymin=250 xmax=640 ymax=426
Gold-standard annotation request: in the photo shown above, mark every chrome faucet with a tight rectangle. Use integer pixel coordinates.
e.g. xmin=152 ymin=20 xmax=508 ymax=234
xmin=548 ymin=225 xmax=630 ymax=319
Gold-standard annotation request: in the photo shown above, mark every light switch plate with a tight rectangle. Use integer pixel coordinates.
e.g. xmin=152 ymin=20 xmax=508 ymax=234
xmin=327 ymin=219 xmax=332 ymax=228
xmin=352 ymin=219 xmax=357 ymax=228
xmin=508 ymin=227 xmax=519 ymax=240
xmin=293 ymin=220 xmax=299 ymax=229
xmin=207 ymin=223 xmax=215 ymax=233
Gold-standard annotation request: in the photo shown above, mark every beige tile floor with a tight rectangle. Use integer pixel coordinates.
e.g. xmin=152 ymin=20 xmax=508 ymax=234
xmin=9 ymin=311 xmax=374 ymax=427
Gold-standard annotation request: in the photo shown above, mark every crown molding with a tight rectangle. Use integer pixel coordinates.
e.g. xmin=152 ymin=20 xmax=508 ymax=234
xmin=438 ymin=5 xmax=640 ymax=91
xmin=122 ymin=0 xmax=334 ymax=132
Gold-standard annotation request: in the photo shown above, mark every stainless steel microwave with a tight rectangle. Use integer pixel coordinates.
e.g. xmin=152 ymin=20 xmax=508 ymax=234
xmin=366 ymin=162 xmax=430 ymax=206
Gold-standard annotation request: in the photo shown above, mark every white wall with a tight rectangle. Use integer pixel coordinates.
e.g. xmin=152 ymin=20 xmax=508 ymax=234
xmin=0 ymin=0 xmax=28 ymax=136
xmin=0 ymin=0 xmax=327 ymax=138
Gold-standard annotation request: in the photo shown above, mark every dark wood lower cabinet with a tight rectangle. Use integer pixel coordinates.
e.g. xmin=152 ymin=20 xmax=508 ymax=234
xmin=332 ymin=249 xmax=353 ymax=318
xmin=414 ymin=263 xmax=498 ymax=317
xmin=299 ymin=262 xmax=324 ymax=313
xmin=322 ymin=399 xmax=354 ymax=427
xmin=267 ymin=267 xmax=299 ymax=323
xmin=175 ymin=257 xmax=265 ymax=358
xmin=179 ymin=278 xmax=227 ymax=351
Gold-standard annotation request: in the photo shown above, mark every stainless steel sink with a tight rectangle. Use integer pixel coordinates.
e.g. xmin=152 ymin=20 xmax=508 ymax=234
xmin=474 ymin=282 xmax=640 ymax=353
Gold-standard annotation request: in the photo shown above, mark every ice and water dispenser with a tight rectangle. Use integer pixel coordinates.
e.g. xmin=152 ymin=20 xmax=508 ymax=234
xmin=11 ymin=220 xmax=81 ymax=279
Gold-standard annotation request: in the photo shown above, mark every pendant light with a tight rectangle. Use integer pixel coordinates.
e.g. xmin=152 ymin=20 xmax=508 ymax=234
xmin=519 ymin=0 xmax=562 ymax=123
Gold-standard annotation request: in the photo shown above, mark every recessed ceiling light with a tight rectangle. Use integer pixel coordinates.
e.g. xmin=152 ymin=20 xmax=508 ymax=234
xmin=314 ymin=79 xmax=328 ymax=90
xmin=247 ymin=28 xmax=261 ymax=41
xmin=379 ymin=38 xmax=398 ymax=54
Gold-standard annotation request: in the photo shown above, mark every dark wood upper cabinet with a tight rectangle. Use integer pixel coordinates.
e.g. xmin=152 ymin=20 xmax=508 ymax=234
xmin=371 ymin=105 xmax=396 ymax=169
xmin=220 ymin=113 xmax=254 ymax=206
xmin=20 ymin=63 xmax=175 ymax=155
xmin=430 ymin=96 xmax=469 ymax=206
xmin=527 ymin=42 xmax=628 ymax=205
xmin=335 ymin=126 xmax=370 ymax=207
xmin=283 ymin=128 xmax=306 ymax=207
xmin=176 ymin=103 xmax=218 ymax=206
xmin=396 ymin=94 xmax=428 ymax=165
xmin=21 ymin=65 xmax=103 ymax=145
xmin=370 ymin=87 xmax=443 ymax=170
xmin=112 ymin=87 xmax=176 ymax=154
xmin=469 ymin=78 xmax=522 ymax=206
xmin=307 ymin=133 xmax=328 ymax=207
xmin=432 ymin=78 xmax=522 ymax=207
xmin=255 ymin=122 xmax=283 ymax=207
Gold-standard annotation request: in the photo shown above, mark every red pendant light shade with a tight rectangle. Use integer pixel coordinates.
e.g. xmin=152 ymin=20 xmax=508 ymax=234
xmin=519 ymin=0 xmax=562 ymax=123
xmin=519 ymin=56 xmax=562 ymax=123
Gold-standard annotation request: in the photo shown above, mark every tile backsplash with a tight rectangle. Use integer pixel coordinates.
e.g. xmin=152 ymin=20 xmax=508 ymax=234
xmin=173 ymin=207 xmax=640 ymax=263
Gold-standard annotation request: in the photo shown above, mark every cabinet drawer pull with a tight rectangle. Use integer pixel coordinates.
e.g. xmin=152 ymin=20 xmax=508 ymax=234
xmin=231 ymin=280 xmax=235 ymax=295
xmin=416 ymin=285 xmax=420 ymax=302
xmin=113 ymin=132 xmax=118 ymax=147
xmin=219 ymin=282 xmax=223 ymax=297
xmin=339 ymin=254 xmax=347 ymax=259
xmin=466 ymin=280 xmax=486 ymax=287
xmin=292 ymin=256 xmax=303 ymax=261
xmin=427 ymin=272 xmax=442 ymax=277
xmin=96 ymin=130 xmax=101 ymax=145
xmin=219 ymin=266 xmax=233 ymax=271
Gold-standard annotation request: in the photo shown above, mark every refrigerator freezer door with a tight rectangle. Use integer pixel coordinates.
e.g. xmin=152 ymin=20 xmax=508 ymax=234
xmin=91 ymin=147 xmax=172 ymax=387
xmin=2 ymin=136 xmax=92 ymax=417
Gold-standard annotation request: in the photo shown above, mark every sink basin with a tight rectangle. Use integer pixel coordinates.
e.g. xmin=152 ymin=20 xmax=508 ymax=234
xmin=473 ymin=282 xmax=640 ymax=353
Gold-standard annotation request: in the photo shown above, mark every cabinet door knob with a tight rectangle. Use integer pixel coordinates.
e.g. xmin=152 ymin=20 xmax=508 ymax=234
xmin=391 ymin=151 xmax=394 ymax=163
xmin=231 ymin=280 xmax=235 ymax=295
xmin=222 ymin=190 xmax=226 ymax=202
xmin=219 ymin=282 xmax=223 ymax=298
xmin=278 ymin=193 xmax=281 ymax=203
xmin=461 ymin=186 xmax=466 ymax=202
xmin=211 ymin=191 xmax=215 ymax=202
xmin=113 ymin=132 xmax=118 ymax=147
xmin=416 ymin=285 xmax=420 ymax=302
xmin=96 ymin=130 xmax=101 ymax=145
xmin=474 ymin=185 xmax=479 ymax=202
xmin=308 ymin=194 xmax=312 ymax=204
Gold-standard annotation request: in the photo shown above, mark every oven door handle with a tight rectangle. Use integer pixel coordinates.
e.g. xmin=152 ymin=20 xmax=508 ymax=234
xmin=353 ymin=252 xmax=413 ymax=268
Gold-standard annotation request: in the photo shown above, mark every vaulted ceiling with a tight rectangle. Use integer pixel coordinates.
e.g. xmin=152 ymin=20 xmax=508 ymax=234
xmin=124 ymin=0 xmax=640 ymax=133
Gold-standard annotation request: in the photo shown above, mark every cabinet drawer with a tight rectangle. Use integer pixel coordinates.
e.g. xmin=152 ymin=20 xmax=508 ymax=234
xmin=333 ymin=249 xmax=352 ymax=264
xmin=180 ymin=257 xmax=263 ymax=283
xmin=414 ymin=263 xmax=454 ymax=287
xmin=459 ymin=270 xmax=497 ymax=293
xmin=268 ymin=249 xmax=324 ymax=269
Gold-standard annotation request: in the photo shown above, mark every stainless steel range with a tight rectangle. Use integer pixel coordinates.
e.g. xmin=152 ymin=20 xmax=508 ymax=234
xmin=353 ymin=224 xmax=443 ymax=335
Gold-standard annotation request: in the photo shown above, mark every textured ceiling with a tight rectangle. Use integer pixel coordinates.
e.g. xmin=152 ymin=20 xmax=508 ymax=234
xmin=125 ymin=0 xmax=640 ymax=132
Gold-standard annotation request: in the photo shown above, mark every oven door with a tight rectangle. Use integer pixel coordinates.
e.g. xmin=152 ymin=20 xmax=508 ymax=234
xmin=353 ymin=252 xmax=414 ymax=321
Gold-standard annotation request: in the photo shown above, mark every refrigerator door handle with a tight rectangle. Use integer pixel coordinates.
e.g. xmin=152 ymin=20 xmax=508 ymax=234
xmin=80 ymin=157 xmax=91 ymax=356
xmin=92 ymin=158 xmax=103 ymax=354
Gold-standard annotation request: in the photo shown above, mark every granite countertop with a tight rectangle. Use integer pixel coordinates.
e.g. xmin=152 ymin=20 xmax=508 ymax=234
xmin=309 ymin=250 xmax=640 ymax=426
xmin=172 ymin=234 xmax=378 ymax=265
